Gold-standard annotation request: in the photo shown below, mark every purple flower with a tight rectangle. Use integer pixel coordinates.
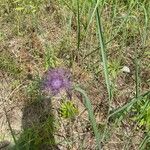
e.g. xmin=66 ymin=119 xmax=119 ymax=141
xmin=42 ymin=68 xmax=72 ymax=95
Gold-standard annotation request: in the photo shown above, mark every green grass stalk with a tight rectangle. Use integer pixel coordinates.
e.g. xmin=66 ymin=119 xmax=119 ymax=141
xmin=75 ymin=86 xmax=101 ymax=150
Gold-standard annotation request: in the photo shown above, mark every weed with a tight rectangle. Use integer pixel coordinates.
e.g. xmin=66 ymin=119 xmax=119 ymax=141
xmin=59 ymin=101 xmax=79 ymax=119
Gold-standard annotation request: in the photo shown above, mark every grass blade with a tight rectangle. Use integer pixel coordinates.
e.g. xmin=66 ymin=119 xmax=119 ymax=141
xmin=74 ymin=86 xmax=101 ymax=150
xmin=94 ymin=0 xmax=111 ymax=101
xmin=77 ymin=0 xmax=80 ymax=52
xmin=3 ymin=106 xmax=19 ymax=150
xmin=139 ymin=132 xmax=150 ymax=150
xmin=108 ymin=91 xmax=150 ymax=119
xmin=93 ymin=0 xmax=112 ymax=143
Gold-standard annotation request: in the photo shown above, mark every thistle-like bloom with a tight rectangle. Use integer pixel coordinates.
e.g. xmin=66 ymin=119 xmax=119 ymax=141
xmin=42 ymin=68 xmax=72 ymax=95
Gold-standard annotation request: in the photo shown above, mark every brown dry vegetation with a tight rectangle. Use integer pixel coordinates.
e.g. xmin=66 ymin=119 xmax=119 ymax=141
xmin=0 ymin=0 xmax=150 ymax=150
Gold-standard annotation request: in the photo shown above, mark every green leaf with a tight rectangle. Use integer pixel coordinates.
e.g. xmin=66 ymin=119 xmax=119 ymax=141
xmin=74 ymin=86 xmax=101 ymax=150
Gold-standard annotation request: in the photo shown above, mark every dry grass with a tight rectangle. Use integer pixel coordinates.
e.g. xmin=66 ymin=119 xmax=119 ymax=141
xmin=0 ymin=0 xmax=150 ymax=149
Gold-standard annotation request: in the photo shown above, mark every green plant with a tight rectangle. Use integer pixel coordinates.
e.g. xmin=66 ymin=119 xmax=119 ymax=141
xmin=5 ymin=0 xmax=43 ymax=34
xmin=26 ymin=75 xmax=42 ymax=102
xmin=108 ymin=60 xmax=122 ymax=80
xmin=13 ymin=0 xmax=41 ymax=14
xmin=133 ymin=95 xmax=150 ymax=131
xmin=75 ymin=86 xmax=101 ymax=150
xmin=0 ymin=52 xmax=22 ymax=77
xmin=109 ymin=91 xmax=150 ymax=121
xmin=59 ymin=101 xmax=78 ymax=119
xmin=44 ymin=44 xmax=60 ymax=70
xmin=15 ymin=126 xmax=54 ymax=149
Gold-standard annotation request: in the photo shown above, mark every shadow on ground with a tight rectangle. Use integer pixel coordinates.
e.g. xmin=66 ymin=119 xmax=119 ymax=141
xmin=12 ymin=97 xmax=59 ymax=150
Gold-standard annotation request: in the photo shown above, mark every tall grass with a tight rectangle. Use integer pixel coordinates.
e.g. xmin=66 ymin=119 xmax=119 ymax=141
xmin=93 ymin=0 xmax=111 ymax=144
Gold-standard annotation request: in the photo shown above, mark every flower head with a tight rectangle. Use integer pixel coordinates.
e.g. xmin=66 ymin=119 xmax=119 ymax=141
xmin=42 ymin=68 xmax=72 ymax=95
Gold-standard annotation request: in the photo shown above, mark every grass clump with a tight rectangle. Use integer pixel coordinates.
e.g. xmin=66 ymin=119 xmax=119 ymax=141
xmin=0 ymin=51 xmax=22 ymax=77
xmin=59 ymin=101 xmax=79 ymax=119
